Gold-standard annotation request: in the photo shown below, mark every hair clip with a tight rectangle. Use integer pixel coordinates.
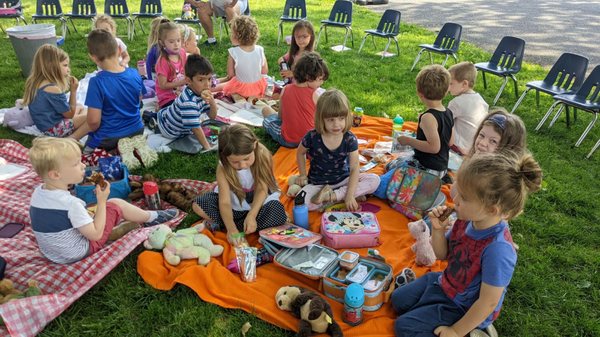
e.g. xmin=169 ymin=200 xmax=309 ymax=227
xmin=487 ymin=113 xmax=507 ymax=130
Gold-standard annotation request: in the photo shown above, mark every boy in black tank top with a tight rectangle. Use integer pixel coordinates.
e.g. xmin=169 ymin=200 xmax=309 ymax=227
xmin=396 ymin=65 xmax=454 ymax=176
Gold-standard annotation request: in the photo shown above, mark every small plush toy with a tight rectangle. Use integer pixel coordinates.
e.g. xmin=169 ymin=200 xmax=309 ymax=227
xmin=275 ymin=286 xmax=343 ymax=337
xmin=2 ymin=99 xmax=34 ymax=130
xmin=143 ymin=224 xmax=224 ymax=266
xmin=0 ymin=279 xmax=42 ymax=304
xmin=408 ymin=220 xmax=436 ymax=266
xmin=181 ymin=3 xmax=193 ymax=19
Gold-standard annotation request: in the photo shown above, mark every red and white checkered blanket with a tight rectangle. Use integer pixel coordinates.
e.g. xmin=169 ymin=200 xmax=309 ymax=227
xmin=0 ymin=139 xmax=214 ymax=337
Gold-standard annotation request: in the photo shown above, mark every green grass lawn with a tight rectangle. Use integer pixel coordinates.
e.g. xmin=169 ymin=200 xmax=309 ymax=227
xmin=1 ymin=0 xmax=599 ymax=336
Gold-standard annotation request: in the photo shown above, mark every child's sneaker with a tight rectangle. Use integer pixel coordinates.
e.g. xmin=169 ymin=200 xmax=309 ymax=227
xmin=118 ymin=137 xmax=142 ymax=170
xmin=469 ymin=324 xmax=498 ymax=337
xmin=108 ymin=221 xmax=140 ymax=241
xmin=130 ymin=134 xmax=158 ymax=168
xmin=394 ymin=267 xmax=416 ymax=288
xmin=144 ymin=208 xmax=180 ymax=227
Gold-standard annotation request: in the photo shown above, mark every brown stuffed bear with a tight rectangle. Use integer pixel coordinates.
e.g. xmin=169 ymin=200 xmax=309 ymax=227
xmin=275 ymin=286 xmax=343 ymax=337
xmin=128 ymin=174 xmax=201 ymax=211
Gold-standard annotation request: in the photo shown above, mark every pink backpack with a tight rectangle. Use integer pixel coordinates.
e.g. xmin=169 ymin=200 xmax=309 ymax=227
xmin=385 ymin=166 xmax=442 ymax=220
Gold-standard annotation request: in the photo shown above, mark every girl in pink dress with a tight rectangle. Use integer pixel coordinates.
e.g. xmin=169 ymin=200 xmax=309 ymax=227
xmin=155 ymin=22 xmax=188 ymax=108
xmin=221 ymin=16 xmax=268 ymax=98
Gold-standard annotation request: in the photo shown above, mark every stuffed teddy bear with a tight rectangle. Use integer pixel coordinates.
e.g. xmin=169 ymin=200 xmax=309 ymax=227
xmin=143 ymin=224 xmax=224 ymax=266
xmin=0 ymin=279 xmax=42 ymax=304
xmin=2 ymin=99 xmax=34 ymax=130
xmin=275 ymin=286 xmax=343 ymax=337
xmin=182 ymin=3 xmax=194 ymax=19
xmin=408 ymin=219 xmax=436 ymax=266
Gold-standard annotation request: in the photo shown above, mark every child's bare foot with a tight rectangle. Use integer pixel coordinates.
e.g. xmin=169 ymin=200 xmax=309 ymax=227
xmin=311 ymin=185 xmax=336 ymax=204
xmin=108 ymin=221 xmax=140 ymax=241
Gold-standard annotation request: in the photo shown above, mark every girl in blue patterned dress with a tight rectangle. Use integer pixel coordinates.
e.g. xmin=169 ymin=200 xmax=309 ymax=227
xmin=295 ymin=89 xmax=380 ymax=211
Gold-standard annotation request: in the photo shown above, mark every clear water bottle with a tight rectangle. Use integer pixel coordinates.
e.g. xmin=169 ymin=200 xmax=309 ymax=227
xmin=279 ymin=61 xmax=291 ymax=85
xmin=265 ymin=76 xmax=275 ymax=97
xmin=143 ymin=181 xmax=162 ymax=210
xmin=391 ymin=115 xmax=405 ymax=153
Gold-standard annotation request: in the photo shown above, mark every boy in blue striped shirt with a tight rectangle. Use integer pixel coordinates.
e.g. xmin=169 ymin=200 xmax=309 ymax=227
xmin=156 ymin=54 xmax=218 ymax=152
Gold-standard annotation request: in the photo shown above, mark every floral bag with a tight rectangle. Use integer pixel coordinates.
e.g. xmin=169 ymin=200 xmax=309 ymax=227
xmin=385 ymin=165 xmax=441 ymax=220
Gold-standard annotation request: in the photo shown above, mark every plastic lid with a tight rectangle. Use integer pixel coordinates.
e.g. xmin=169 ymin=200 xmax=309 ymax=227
xmin=294 ymin=190 xmax=306 ymax=206
xmin=345 ymin=283 xmax=365 ymax=306
xmin=354 ymin=107 xmax=364 ymax=114
xmin=393 ymin=115 xmax=404 ymax=124
xmin=143 ymin=181 xmax=159 ymax=195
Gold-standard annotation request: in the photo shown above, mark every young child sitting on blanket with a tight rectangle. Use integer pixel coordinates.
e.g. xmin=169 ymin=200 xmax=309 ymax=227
xmin=218 ymin=16 xmax=269 ymax=98
xmin=22 ymin=44 xmax=90 ymax=141
xmin=84 ymin=29 xmax=145 ymax=153
xmin=295 ymin=89 xmax=380 ymax=211
xmin=154 ymin=54 xmax=217 ymax=152
xmin=278 ymin=20 xmax=316 ymax=85
xmin=386 ymin=65 xmax=454 ymax=177
xmin=28 ymin=137 xmax=179 ymax=264
xmin=447 ymin=62 xmax=489 ymax=155
xmin=94 ymin=14 xmax=130 ymax=68
xmin=192 ymin=124 xmax=287 ymax=246
xmin=262 ymin=51 xmax=329 ymax=148
xmin=391 ymin=151 xmax=542 ymax=337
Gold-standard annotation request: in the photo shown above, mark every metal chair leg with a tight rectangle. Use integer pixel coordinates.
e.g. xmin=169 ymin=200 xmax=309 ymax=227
xmin=535 ymin=90 xmax=540 ymax=109
xmin=382 ymin=37 xmax=391 ymax=58
xmin=358 ymin=34 xmax=368 ymax=53
xmin=277 ymin=21 xmax=283 ymax=45
xmin=586 ymin=135 xmax=600 ymax=158
xmin=341 ymin=27 xmax=349 ymax=50
xmin=536 ymin=102 xmax=561 ymax=131
xmin=429 ymin=51 xmax=433 ymax=64
xmin=481 ymin=71 xmax=487 ymax=89
xmin=394 ymin=38 xmax=399 ymax=56
xmin=315 ymin=25 xmax=325 ymax=49
xmin=575 ymin=113 xmax=598 ymax=147
xmin=138 ymin=18 xmax=146 ymax=34
xmin=371 ymin=35 xmax=376 ymax=49
xmin=493 ymin=76 xmax=510 ymax=105
xmin=511 ymin=74 xmax=519 ymax=99
xmin=441 ymin=54 xmax=450 ymax=67
xmin=350 ymin=27 xmax=354 ymax=48
xmin=548 ymin=105 xmax=565 ymax=128
xmin=411 ymin=48 xmax=425 ymax=71
xmin=452 ymin=53 xmax=458 ymax=62
xmin=324 ymin=26 xmax=328 ymax=43
xmin=511 ymin=88 xmax=531 ymax=114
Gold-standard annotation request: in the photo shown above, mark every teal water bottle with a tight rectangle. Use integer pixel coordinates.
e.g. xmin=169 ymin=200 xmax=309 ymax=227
xmin=343 ymin=283 xmax=364 ymax=326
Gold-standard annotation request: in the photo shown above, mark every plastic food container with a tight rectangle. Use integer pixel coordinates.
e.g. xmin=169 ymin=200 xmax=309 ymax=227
xmin=346 ymin=263 xmax=373 ymax=284
xmin=339 ymin=251 xmax=359 ymax=270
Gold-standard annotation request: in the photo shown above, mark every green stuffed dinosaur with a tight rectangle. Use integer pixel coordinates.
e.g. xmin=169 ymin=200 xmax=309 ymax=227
xmin=143 ymin=224 xmax=224 ymax=266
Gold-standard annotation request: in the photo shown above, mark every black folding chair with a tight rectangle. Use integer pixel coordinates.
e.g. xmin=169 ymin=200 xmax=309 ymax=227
xmin=315 ymin=0 xmax=353 ymax=50
xmin=410 ymin=22 xmax=462 ymax=71
xmin=474 ymin=36 xmax=525 ymax=105
xmin=32 ymin=0 xmax=68 ymax=37
xmin=64 ymin=0 xmax=97 ymax=33
xmin=132 ymin=0 xmax=162 ymax=34
xmin=536 ymin=65 xmax=600 ymax=152
xmin=104 ymin=0 xmax=134 ymax=40
xmin=511 ymin=53 xmax=588 ymax=114
xmin=357 ymin=9 xmax=400 ymax=58
xmin=277 ymin=0 xmax=307 ymax=45
xmin=0 ymin=0 xmax=27 ymax=33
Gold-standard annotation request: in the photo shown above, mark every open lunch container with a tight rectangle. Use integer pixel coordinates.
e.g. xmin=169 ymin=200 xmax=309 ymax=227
xmin=274 ymin=244 xmax=395 ymax=311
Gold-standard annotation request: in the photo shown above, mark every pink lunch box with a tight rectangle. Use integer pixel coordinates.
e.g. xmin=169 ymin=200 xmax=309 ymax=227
xmin=320 ymin=212 xmax=381 ymax=249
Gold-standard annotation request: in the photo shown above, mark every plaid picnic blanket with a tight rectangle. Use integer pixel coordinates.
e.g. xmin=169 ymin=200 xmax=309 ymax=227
xmin=0 ymin=139 xmax=212 ymax=337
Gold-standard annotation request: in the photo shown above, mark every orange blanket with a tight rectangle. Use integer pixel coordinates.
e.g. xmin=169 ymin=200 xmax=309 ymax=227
xmin=138 ymin=116 xmax=450 ymax=336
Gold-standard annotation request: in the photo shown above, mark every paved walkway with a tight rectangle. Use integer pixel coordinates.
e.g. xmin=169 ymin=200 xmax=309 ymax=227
xmin=368 ymin=0 xmax=600 ymax=70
